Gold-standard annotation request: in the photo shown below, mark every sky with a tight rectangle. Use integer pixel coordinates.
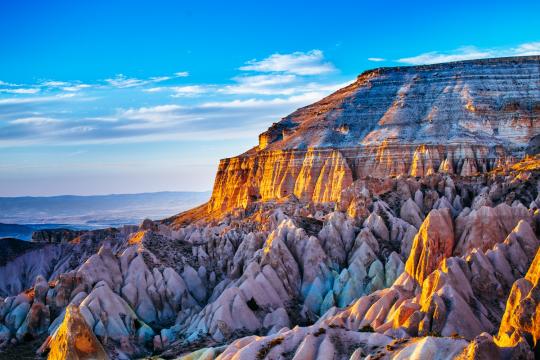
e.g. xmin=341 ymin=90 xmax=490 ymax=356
xmin=1 ymin=0 xmax=540 ymax=196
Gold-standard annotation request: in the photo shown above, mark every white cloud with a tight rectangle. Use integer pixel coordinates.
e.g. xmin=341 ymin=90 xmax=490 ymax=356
xmin=0 ymin=93 xmax=82 ymax=105
xmin=0 ymin=88 xmax=40 ymax=94
xmin=221 ymin=74 xmax=297 ymax=95
xmin=41 ymin=81 xmax=70 ymax=87
xmin=56 ymin=93 xmax=78 ymax=99
xmin=120 ymin=104 xmax=187 ymax=122
xmin=62 ymin=84 xmax=91 ymax=92
xmin=368 ymin=57 xmax=386 ymax=62
xmin=149 ymin=76 xmax=171 ymax=82
xmin=10 ymin=117 xmax=61 ymax=125
xmin=143 ymin=85 xmax=209 ymax=97
xmin=512 ymin=42 xmax=540 ymax=56
xmin=240 ymin=50 xmax=336 ymax=75
xmin=170 ymin=85 xmax=208 ymax=97
xmin=0 ymin=88 xmax=337 ymax=146
xmin=105 ymin=74 xmax=171 ymax=88
xmin=201 ymin=92 xmax=326 ymax=109
xmin=143 ymin=87 xmax=163 ymax=93
xmin=398 ymin=42 xmax=540 ymax=65
xmin=219 ymin=74 xmax=351 ymax=97
xmin=0 ymin=51 xmax=350 ymax=147
xmin=84 ymin=116 xmax=118 ymax=122
xmin=123 ymin=104 xmax=184 ymax=114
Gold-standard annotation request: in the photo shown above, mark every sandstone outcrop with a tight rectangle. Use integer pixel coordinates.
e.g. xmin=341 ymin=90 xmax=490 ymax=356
xmin=404 ymin=208 xmax=454 ymax=284
xmin=0 ymin=161 xmax=536 ymax=359
xmin=40 ymin=305 xmax=109 ymax=360
xmin=0 ymin=57 xmax=539 ymax=359
xmin=496 ymin=241 xmax=540 ymax=355
xmin=209 ymin=56 xmax=540 ymax=213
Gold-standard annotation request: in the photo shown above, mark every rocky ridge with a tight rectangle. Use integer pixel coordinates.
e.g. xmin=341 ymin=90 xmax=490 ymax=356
xmin=209 ymin=56 xmax=540 ymax=213
xmin=0 ymin=57 xmax=538 ymax=359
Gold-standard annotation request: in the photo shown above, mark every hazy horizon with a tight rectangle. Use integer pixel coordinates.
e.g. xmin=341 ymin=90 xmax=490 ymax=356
xmin=0 ymin=191 xmax=211 ymax=228
xmin=0 ymin=189 xmax=212 ymax=198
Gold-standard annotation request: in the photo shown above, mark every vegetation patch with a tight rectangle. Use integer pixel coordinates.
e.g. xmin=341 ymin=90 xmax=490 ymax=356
xmin=359 ymin=324 xmax=375 ymax=333
xmin=256 ymin=336 xmax=284 ymax=360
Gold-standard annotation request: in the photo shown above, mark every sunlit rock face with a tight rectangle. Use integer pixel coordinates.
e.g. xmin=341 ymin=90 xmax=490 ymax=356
xmin=209 ymin=56 xmax=540 ymax=213
xmin=40 ymin=305 xmax=108 ymax=360
xmin=404 ymin=208 xmax=454 ymax=284
xmin=496 ymin=242 xmax=540 ymax=354
xmin=0 ymin=58 xmax=539 ymax=359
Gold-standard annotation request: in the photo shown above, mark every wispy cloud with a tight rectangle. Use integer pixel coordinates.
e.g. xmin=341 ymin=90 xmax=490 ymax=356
xmin=105 ymin=74 xmax=172 ymax=88
xmin=10 ymin=117 xmax=61 ymax=125
xmin=220 ymin=74 xmax=298 ymax=95
xmin=144 ymin=85 xmax=209 ymax=97
xmin=398 ymin=42 xmax=540 ymax=65
xmin=170 ymin=86 xmax=207 ymax=97
xmin=200 ymin=92 xmax=325 ymax=109
xmin=0 ymin=49 xmax=352 ymax=147
xmin=240 ymin=50 xmax=336 ymax=75
xmin=39 ymin=80 xmax=92 ymax=92
xmin=0 ymin=93 xmax=78 ymax=105
xmin=61 ymin=84 xmax=91 ymax=92
xmin=0 ymin=90 xmax=336 ymax=146
xmin=367 ymin=57 xmax=386 ymax=62
xmin=119 ymin=104 xmax=187 ymax=123
xmin=0 ymin=88 xmax=40 ymax=94
xmin=41 ymin=81 xmax=70 ymax=87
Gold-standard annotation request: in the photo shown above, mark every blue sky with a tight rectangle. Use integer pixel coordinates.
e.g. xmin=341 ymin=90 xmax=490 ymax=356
xmin=1 ymin=0 xmax=540 ymax=196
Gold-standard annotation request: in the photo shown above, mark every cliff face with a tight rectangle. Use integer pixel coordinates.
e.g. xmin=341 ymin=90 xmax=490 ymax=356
xmin=209 ymin=56 xmax=540 ymax=213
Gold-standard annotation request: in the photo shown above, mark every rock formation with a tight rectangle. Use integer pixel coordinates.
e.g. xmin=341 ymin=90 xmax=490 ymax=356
xmin=208 ymin=56 xmax=540 ymax=213
xmin=40 ymin=305 xmax=109 ymax=360
xmin=0 ymin=56 xmax=538 ymax=359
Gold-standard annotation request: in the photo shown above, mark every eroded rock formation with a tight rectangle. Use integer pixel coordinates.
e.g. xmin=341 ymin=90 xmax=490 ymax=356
xmin=0 ymin=57 xmax=539 ymax=359
xmin=209 ymin=56 xmax=540 ymax=213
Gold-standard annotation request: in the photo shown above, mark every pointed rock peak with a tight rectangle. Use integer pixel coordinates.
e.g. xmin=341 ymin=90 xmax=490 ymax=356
xmin=405 ymin=208 xmax=454 ymax=284
xmin=460 ymin=158 xmax=479 ymax=176
xmin=438 ymin=157 xmax=454 ymax=174
xmin=400 ymin=198 xmax=424 ymax=228
xmin=128 ymin=230 xmax=147 ymax=245
xmin=497 ymin=244 xmax=540 ymax=352
xmin=363 ymin=212 xmax=389 ymax=242
xmin=40 ymin=305 xmax=108 ymax=360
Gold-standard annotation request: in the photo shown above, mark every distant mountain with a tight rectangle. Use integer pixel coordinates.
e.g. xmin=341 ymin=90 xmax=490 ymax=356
xmin=0 ymin=191 xmax=210 ymax=229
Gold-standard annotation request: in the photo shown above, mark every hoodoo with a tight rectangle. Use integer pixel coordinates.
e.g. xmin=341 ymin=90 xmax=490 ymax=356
xmin=0 ymin=57 xmax=539 ymax=360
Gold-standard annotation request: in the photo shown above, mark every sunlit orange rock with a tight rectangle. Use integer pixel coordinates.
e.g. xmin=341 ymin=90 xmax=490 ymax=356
xmin=40 ymin=305 xmax=108 ymax=360
xmin=404 ymin=208 xmax=454 ymax=284
xmin=497 ymin=245 xmax=540 ymax=352
xmin=207 ymin=57 xmax=540 ymax=213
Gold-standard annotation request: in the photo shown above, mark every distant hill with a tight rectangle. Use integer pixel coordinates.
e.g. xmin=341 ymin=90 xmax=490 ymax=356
xmin=0 ymin=191 xmax=210 ymax=231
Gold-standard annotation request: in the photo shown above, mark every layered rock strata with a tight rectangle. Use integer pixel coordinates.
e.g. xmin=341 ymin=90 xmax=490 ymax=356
xmin=209 ymin=56 xmax=540 ymax=213
xmin=0 ymin=57 xmax=538 ymax=359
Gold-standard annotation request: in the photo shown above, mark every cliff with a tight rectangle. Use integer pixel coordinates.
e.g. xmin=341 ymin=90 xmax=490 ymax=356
xmin=1 ymin=57 xmax=540 ymax=359
xmin=209 ymin=56 xmax=540 ymax=213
